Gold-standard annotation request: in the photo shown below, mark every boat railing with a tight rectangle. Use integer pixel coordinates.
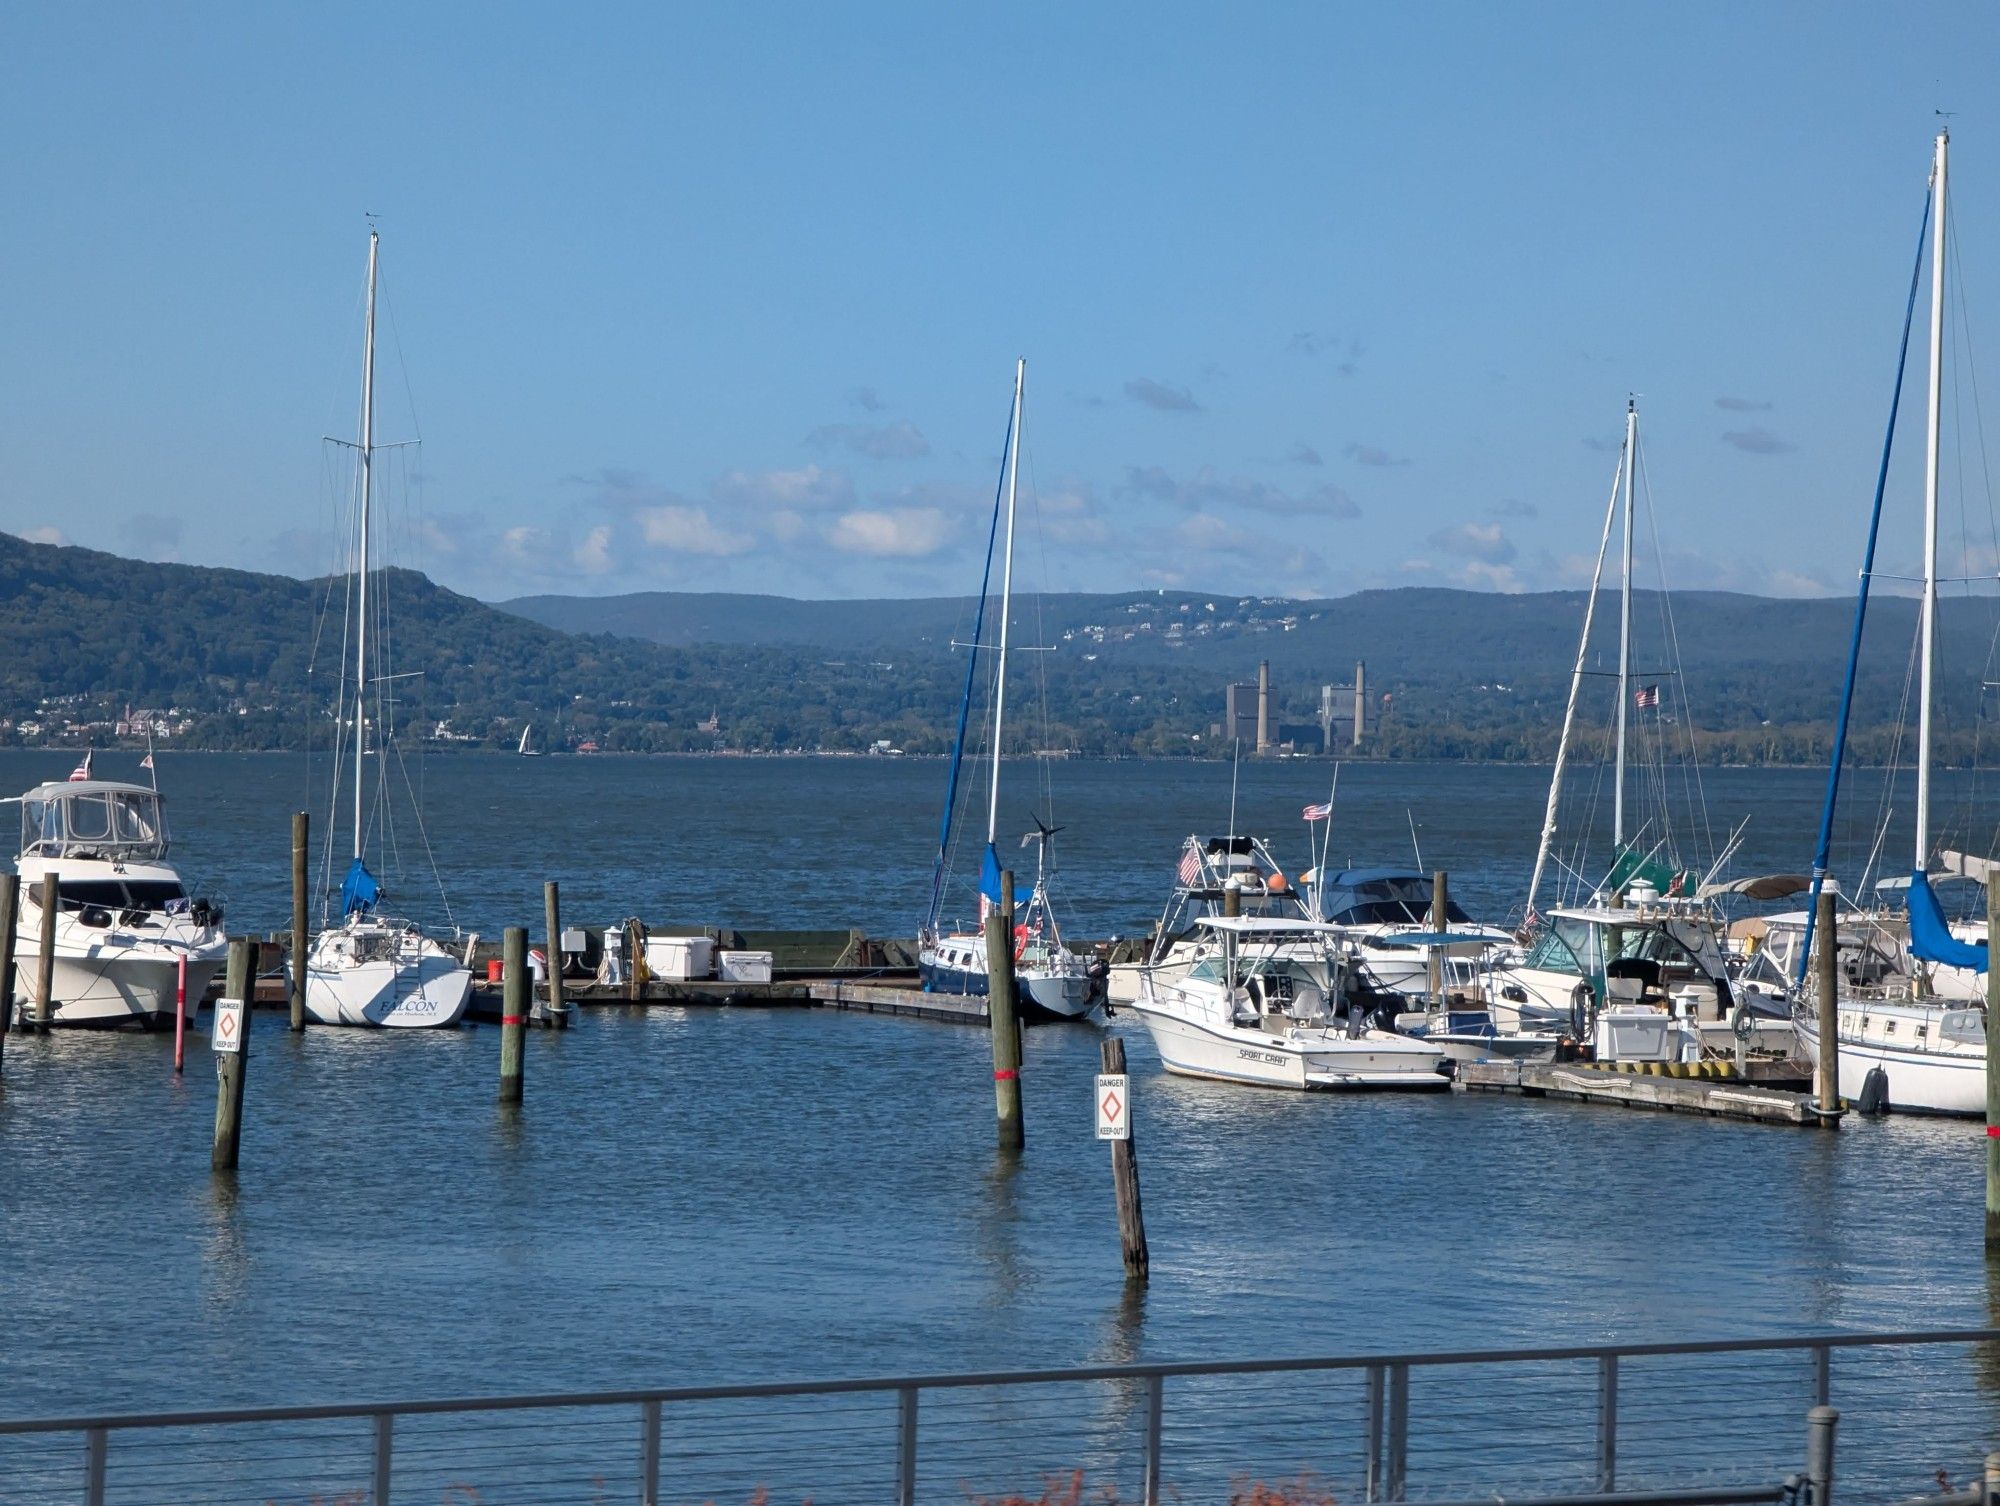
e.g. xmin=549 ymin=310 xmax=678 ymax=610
xmin=0 ymin=1327 xmax=1992 ymax=1505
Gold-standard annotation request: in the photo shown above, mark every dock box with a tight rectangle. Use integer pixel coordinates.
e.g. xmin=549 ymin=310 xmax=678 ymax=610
xmin=645 ymin=935 xmax=716 ymax=981
xmin=718 ymin=950 xmax=775 ymax=984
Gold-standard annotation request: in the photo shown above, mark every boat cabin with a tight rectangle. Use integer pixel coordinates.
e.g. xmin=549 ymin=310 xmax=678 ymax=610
xmin=1517 ymin=904 xmax=1732 ymax=1013
xmin=18 ymin=781 xmax=170 ymax=863
xmin=1311 ymin=867 xmax=1473 ymax=928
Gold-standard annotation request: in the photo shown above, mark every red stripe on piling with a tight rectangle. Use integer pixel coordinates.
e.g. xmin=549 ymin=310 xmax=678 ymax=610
xmin=1988 ymin=1126 xmax=2000 ymax=1138
xmin=994 ymin=1069 xmax=1018 ymax=1081
xmin=501 ymin=1015 xmax=527 ymax=1026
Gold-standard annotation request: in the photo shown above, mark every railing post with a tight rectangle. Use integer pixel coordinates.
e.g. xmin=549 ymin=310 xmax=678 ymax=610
xmin=639 ymin=1399 xmax=661 ymax=1506
xmin=84 ymin=1426 xmax=106 ymax=1506
xmin=1141 ymin=1373 xmax=1164 ymax=1506
xmin=372 ymin=1412 xmax=393 ymax=1506
xmin=1596 ymin=1354 xmax=1619 ymax=1490
xmin=1364 ymin=1364 xmax=1384 ymax=1503
xmin=896 ymin=1385 xmax=918 ymax=1506
xmin=1812 ymin=1345 xmax=1831 ymax=1409
xmin=1386 ymin=1362 xmax=1409 ymax=1502
xmin=1805 ymin=1404 xmax=1838 ymax=1506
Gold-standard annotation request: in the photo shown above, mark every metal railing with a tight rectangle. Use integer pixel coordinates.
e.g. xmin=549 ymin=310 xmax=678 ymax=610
xmin=0 ymin=1328 xmax=1994 ymax=1505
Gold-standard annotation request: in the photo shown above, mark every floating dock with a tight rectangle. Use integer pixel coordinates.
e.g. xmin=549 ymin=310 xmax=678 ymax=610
xmin=1457 ymin=1058 xmax=1824 ymax=1126
xmin=805 ymin=980 xmax=998 ymax=1026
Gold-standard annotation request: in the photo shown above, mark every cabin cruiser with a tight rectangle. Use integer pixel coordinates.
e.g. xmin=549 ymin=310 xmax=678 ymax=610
xmin=1131 ymin=917 xmax=1448 ymax=1091
xmin=1303 ymin=866 xmax=1515 ymax=1000
xmin=1107 ymin=835 xmax=1307 ymax=1005
xmin=8 ymin=778 xmax=228 ymax=1028
xmin=1493 ymin=885 xmax=1790 ymax=1061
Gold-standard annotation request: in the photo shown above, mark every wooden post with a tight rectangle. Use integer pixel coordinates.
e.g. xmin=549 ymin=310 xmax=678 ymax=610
xmin=1429 ymin=870 xmax=1449 ymax=1005
xmin=625 ymin=918 xmax=643 ymax=1003
xmin=0 ymin=874 xmax=14 ymax=1066
xmin=33 ymin=872 xmax=57 ymax=1031
xmin=290 ymin=811 xmax=309 ymax=1032
xmin=498 ymin=925 xmax=528 ymax=1104
xmin=984 ymin=870 xmax=1024 ymax=1151
xmin=1221 ymin=884 xmax=1242 ymax=920
xmin=1986 ymin=874 xmax=2000 ymax=1246
xmin=1102 ymin=1035 xmax=1149 ymax=1281
xmin=543 ymin=881 xmax=566 ymax=1028
xmin=1815 ymin=891 xmax=1840 ymax=1124
xmin=211 ymin=937 xmax=252 ymax=1172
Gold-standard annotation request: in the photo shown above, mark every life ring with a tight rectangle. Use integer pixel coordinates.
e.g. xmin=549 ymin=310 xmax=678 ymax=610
xmin=1013 ymin=924 xmax=1028 ymax=961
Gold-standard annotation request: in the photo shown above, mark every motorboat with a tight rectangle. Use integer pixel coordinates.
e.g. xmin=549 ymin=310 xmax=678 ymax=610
xmin=301 ymin=228 xmax=472 ymax=1030
xmin=1304 ymin=866 xmax=1514 ymax=1000
xmin=1106 ymin=835 xmax=1308 ymax=1005
xmin=1132 ymin=917 xmax=1448 ymax=1091
xmin=8 ymin=774 xmax=227 ymax=1028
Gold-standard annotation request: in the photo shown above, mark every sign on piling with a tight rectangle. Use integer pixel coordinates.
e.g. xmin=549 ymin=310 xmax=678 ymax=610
xmin=1100 ymin=1036 xmax=1148 ymax=1281
xmin=212 ymin=997 xmax=245 ymax=1055
xmin=1095 ymin=1073 xmax=1129 ymax=1140
xmin=211 ymin=938 xmax=252 ymax=1171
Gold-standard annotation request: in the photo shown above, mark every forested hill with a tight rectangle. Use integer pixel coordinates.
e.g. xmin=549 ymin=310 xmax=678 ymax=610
xmin=4 ymin=530 xmax=1999 ymax=762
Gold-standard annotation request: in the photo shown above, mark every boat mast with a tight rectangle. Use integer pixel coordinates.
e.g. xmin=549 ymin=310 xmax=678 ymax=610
xmin=1916 ymin=129 xmax=1947 ymax=878
xmin=354 ymin=229 xmax=379 ymax=863
xmin=985 ymin=358 xmax=1024 ymax=853
xmin=1613 ymin=399 xmax=1637 ymax=850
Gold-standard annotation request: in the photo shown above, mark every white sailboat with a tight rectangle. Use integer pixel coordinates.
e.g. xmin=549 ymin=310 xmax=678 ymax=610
xmin=518 ymin=724 xmax=541 ymax=757
xmin=6 ymin=765 xmax=228 ymax=1028
xmin=1796 ymin=130 xmax=1990 ymax=1114
xmin=919 ymin=359 xmax=1102 ymax=1022
xmin=301 ymin=229 xmax=472 ymax=1030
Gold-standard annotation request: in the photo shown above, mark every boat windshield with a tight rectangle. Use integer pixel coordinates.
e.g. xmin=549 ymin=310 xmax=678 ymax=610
xmin=1524 ymin=916 xmax=1601 ymax=978
xmin=21 ymin=789 xmax=169 ymax=860
xmin=57 ymin=879 xmax=188 ymax=912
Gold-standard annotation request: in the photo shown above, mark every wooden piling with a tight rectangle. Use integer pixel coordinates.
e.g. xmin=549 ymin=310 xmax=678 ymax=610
xmin=1429 ymin=870 xmax=1449 ymax=1003
xmin=290 ymin=812 xmax=309 ymax=1032
xmin=1102 ymin=1035 xmax=1149 ymax=1282
xmin=33 ymin=872 xmax=57 ymax=1031
xmin=625 ymin=918 xmax=644 ymax=1003
xmin=0 ymin=874 xmax=15 ymax=1065
xmin=984 ymin=870 xmax=1024 ymax=1151
xmin=1987 ymin=874 xmax=2000 ymax=1247
xmin=1814 ymin=891 xmax=1840 ymax=1125
xmin=543 ymin=881 xmax=566 ymax=1028
xmin=499 ymin=926 xmax=528 ymax=1104
xmin=210 ymin=937 xmax=252 ymax=1171
xmin=1221 ymin=884 xmax=1241 ymax=920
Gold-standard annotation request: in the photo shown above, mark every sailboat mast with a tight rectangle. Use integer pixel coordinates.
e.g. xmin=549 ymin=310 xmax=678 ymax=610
xmin=985 ymin=358 xmax=1024 ymax=850
xmin=354 ymin=229 xmax=379 ymax=862
xmin=1916 ymin=129 xmax=1947 ymax=874
xmin=1613 ymin=399 xmax=1636 ymax=849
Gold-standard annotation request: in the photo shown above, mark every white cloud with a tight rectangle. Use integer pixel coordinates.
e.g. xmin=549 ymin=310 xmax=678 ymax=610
xmin=1430 ymin=521 xmax=1517 ymax=564
xmin=23 ymin=526 xmax=67 ymax=546
xmin=574 ymin=525 xmax=614 ymax=573
xmin=711 ymin=463 xmax=854 ymax=511
xmin=827 ymin=507 xmax=949 ymax=557
xmin=638 ymin=504 xmax=754 ymax=557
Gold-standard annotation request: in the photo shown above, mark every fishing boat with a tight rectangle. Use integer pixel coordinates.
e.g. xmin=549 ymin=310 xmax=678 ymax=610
xmin=6 ymin=763 xmax=228 ymax=1028
xmin=1105 ymin=834 xmax=1306 ymax=1005
xmin=1794 ymin=130 xmax=1990 ymax=1114
xmin=301 ymin=229 xmax=472 ymax=1029
xmin=1132 ymin=917 xmax=1448 ymax=1090
xmin=919 ymin=359 xmax=1101 ymax=1022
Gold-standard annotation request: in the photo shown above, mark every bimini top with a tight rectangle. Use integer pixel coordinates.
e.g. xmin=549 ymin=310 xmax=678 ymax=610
xmin=1318 ymin=868 xmax=1471 ymax=927
xmin=1194 ymin=916 xmax=1346 ymax=936
xmin=15 ymin=781 xmax=169 ymax=861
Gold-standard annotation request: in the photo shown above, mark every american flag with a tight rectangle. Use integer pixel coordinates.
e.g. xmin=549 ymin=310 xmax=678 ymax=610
xmin=1301 ymin=801 xmax=1332 ymax=822
xmin=1177 ymin=846 xmax=1202 ymax=887
xmin=139 ymin=752 xmax=154 ymax=771
xmin=1634 ymin=684 xmax=1660 ymax=710
xmin=67 ymin=751 xmax=92 ymax=782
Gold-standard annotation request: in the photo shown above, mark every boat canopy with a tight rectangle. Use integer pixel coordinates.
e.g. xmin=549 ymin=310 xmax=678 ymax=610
xmin=18 ymin=781 xmax=168 ymax=861
xmin=1317 ymin=868 xmax=1469 ymax=926
xmin=1193 ymin=916 xmax=1345 ymax=936
xmin=1694 ymin=874 xmax=1812 ymax=902
xmin=1906 ymin=869 xmax=1988 ymax=973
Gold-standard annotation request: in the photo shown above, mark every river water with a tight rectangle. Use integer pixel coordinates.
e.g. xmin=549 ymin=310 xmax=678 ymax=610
xmin=0 ymin=751 xmax=1993 ymax=1493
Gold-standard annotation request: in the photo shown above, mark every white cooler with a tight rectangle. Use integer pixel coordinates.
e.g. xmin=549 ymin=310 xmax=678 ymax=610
xmin=644 ymin=935 xmax=716 ymax=980
xmin=718 ymin=950 xmax=774 ymax=984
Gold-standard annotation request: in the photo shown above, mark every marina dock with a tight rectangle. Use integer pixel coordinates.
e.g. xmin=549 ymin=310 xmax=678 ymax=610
xmin=1457 ymin=1058 xmax=1824 ymax=1126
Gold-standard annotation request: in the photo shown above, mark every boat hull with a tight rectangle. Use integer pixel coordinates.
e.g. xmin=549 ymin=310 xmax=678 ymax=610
xmin=304 ymin=927 xmax=472 ymax=1029
xmin=1797 ymin=1010 xmax=1986 ymax=1117
xmin=919 ymin=954 xmax=1099 ymax=1021
xmin=1133 ymin=1003 xmax=1448 ymax=1091
xmin=11 ymin=951 xmax=225 ymax=1029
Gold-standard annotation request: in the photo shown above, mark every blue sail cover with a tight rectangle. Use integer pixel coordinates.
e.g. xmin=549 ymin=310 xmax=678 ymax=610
xmin=341 ymin=857 xmax=381 ymax=917
xmin=979 ymin=843 xmax=1004 ymax=907
xmin=1907 ymin=870 xmax=1988 ymax=973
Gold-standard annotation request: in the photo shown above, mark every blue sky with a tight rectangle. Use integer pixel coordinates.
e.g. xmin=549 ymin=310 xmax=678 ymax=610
xmin=2 ymin=2 xmax=1996 ymax=602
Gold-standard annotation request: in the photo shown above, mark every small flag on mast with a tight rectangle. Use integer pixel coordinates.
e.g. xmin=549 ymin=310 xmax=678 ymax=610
xmin=67 ymin=751 xmax=92 ymax=782
xmin=139 ymin=752 xmax=154 ymax=771
xmin=1634 ymin=684 xmax=1660 ymax=710
xmin=1301 ymin=802 xmax=1333 ymax=822
xmin=1177 ymin=846 xmax=1202 ymax=887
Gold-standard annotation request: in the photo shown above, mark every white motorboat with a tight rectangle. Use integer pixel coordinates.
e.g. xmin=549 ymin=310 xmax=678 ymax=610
xmin=1107 ymin=834 xmax=1308 ymax=1006
xmin=1132 ymin=917 xmax=1448 ymax=1091
xmin=1304 ymin=867 xmax=1514 ymax=1000
xmin=8 ymin=773 xmax=227 ymax=1028
xmin=918 ymin=360 xmax=1102 ymax=1023
xmin=302 ymin=228 xmax=471 ymax=1030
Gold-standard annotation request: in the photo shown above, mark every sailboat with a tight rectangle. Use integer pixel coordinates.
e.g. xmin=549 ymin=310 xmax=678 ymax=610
xmin=1493 ymin=402 xmax=1776 ymax=1060
xmin=919 ymin=359 xmax=1102 ymax=1022
xmin=301 ymin=229 xmax=473 ymax=1029
xmin=518 ymin=724 xmax=541 ymax=757
xmin=1795 ymin=130 xmax=1990 ymax=1115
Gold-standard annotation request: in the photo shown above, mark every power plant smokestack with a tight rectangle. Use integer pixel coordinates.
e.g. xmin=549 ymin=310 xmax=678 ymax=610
xmin=1353 ymin=661 xmax=1366 ymax=747
xmin=1256 ymin=660 xmax=1271 ymax=754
